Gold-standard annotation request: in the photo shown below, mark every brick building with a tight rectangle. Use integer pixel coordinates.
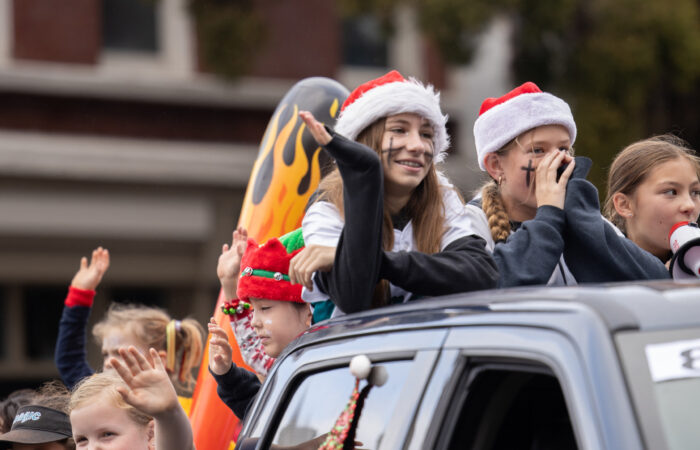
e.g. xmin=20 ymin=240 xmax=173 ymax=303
xmin=0 ymin=0 xmax=509 ymax=395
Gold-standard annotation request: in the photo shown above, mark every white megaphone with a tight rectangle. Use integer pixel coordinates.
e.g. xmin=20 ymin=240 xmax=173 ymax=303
xmin=669 ymin=221 xmax=700 ymax=280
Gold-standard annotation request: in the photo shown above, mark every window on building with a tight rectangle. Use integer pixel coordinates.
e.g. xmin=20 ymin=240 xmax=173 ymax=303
xmin=102 ymin=0 xmax=159 ymax=52
xmin=268 ymin=360 xmax=412 ymax=448
xmin=107 ymin=286 xmax=167 ymax=308
xmin=341 ymin=15 xmax=388 ymax=67
xmin=444 ymin=361 xmax=578 ymax=449
xmin=23 ymin=285 xmax=66 ymax=360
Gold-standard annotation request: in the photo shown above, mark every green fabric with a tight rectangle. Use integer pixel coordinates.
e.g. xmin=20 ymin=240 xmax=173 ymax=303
xmin=249 ymin=269 xmax=290 ymax=281
xmin=311 ymin=300 xmax=335 ymax=323
xmin=278 ymin=228 xmax=305 ymax=253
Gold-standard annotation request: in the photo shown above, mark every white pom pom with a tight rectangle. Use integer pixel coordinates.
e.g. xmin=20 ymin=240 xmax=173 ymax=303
xmin=369 ymin=366 xmax=388 ymax=387
xmin=349 ymin=355 xmax=371 ymax=380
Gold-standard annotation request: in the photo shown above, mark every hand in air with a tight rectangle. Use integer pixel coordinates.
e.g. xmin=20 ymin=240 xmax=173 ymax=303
xmin=71 ymin=247 xmax=110 ymax=291
xmin=110 ymin=346 xmax=179 ymax=419
xmin=208 ymin=317 xmax=233 ymax=376
xmin=289 ymin=245 xmax=336 ymax=291
xmin=535 ymin=150 xmax=575 ymax=210
xmin=299 ymin=110 xmax=332 ymax=146
xmin=218 ymin=226 xmax=248 ymax=300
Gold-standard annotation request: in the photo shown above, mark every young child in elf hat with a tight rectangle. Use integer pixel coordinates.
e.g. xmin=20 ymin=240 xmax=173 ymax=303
xmin=209 ymin=228 xmax=312 ymax=420
xmin=602 ymin=135 xmax=700 ymax=266
xmin=291 ymin=70 xmax=497 ymax=318
xmin=69 ymin=346 xmax=194 ymax=450
xmin=465 ymin=82 xmax=669 ymax=286
xmin=54 ymin=247 xmax=204 ymax=413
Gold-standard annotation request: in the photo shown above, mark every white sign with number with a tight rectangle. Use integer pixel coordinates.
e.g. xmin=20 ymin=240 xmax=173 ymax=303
xmin=645 ymin=338 xmax=700 ymax=382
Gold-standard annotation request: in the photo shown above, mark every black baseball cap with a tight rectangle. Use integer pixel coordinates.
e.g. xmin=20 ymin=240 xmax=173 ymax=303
xmin=0 ymin=405 xmax=72 ymax=446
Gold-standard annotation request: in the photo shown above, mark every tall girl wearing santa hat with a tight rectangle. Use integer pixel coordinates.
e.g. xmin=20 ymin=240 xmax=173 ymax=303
xmin=466 ymin=82 xmax=669 ymax=286
xmin=292 ymin=70 xmax=497 ymax=316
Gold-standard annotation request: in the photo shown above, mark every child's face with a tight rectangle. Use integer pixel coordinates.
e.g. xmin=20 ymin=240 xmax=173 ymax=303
xmin=495 ymin=125 xmax=571 ymax=219
xmin=71 ymin=393 xmax=152 ymax=450
xmin=380 ymin=113 xmax=434 ymax=197
xmin=624 ymin=157 xmax=700 ymax=259
xmin=100 ymin=327 xmax=148 ymax=372
xmin=249 ymin=298 xmax=311 ymax=358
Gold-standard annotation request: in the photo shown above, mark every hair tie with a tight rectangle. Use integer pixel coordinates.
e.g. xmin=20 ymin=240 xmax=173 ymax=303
xmin=165 ymin=320 xmax=177 ymax=372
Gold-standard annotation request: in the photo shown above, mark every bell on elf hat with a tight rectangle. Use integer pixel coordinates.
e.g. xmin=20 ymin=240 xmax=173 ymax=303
xmin=237 ymin=228 xmax=306 ymax=303
xmin=334 ymin=70 xmax=450 ymax=163
xmin=473 ymin=81 xmax=577 ymax=170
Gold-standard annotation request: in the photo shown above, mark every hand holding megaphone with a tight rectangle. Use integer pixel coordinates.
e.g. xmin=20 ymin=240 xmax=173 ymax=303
xmin=669 ymin=221 xmax=700 ymax=279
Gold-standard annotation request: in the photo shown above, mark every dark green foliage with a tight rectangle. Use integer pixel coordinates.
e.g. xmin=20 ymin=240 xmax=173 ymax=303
xmin=189 ymin=0 xmax=267 ymax=80
xmin=338 ymin=0 xmax=700 ymax=195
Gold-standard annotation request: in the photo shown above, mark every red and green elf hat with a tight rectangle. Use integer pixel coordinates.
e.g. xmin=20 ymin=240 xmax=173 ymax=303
xmin=236 ymin=228 xmax=306 ymax=303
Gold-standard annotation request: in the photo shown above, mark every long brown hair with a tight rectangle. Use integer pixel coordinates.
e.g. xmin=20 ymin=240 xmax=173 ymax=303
xmin=317 ymin=118 xmax=451 ymax=306
xmin=604 ymin=134 xmax=700 ymax=234
xmin=93 ymin=303 xmax=204 ymax=392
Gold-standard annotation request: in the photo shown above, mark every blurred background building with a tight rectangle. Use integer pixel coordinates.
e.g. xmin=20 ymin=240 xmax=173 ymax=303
xmin=2 ymin=0 xmax=698 ymax=396
xmin=0 ymin=0 xmax=508 ymax=396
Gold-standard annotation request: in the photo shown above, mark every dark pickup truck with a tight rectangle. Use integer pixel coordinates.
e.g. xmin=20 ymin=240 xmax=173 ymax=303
xmin=237 ymin=281 xmax=700 ymax=449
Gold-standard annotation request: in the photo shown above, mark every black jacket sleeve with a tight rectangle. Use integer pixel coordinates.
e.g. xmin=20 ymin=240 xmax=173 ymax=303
xmin=493 ymin=205 xmax=567 ymax=287
xmin=314 ymin=132 xmax=384 ymax=314
xmin=379 ymin=235 xmax=498 ymax=295
xmin=562 ymin=158 xmax=670 ymax=282
xmin=55 ymin=305 xmax=95 ymax=390
xmin=210 ymin=364 xmax=261 ymax=420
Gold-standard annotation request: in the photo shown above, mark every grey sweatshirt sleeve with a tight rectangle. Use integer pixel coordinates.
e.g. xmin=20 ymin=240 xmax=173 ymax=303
xmin=379 ymin=235 xmax=498 ymax=295
xmin=562 ymin=158 xmax=670 ymax=282
xmin=494 ymin=205 xmax=567 ymax=287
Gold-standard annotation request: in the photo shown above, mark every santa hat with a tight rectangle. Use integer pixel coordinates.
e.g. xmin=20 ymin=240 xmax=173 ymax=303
xmin=318 ymin=355 xmax=387 ymax=450
xmin=473 ymin=82 xmax=577 ymax=170
xmin=236 ymin=228 xmax=305 ymax=303
xmin=334 ymin=70 xmax=450 ymax=163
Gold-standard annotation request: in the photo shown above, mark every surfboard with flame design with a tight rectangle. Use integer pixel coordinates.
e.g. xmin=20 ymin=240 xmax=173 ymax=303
xmin=189 ymin=77 xmax=348 ymax=450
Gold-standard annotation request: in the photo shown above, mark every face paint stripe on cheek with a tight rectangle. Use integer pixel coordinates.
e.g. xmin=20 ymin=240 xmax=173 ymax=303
xmin=521 ymin=159 xmax=535 ymax=187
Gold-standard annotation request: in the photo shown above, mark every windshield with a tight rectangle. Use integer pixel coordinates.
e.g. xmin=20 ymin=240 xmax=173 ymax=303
xmin=616 ymin=327 xmax=700 ymax=450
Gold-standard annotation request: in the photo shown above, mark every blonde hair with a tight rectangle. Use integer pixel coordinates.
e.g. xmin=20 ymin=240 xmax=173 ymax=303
xmin=604 ymin=134 xmax=700 ymax=234
xmin=480 ymin=131 xmax=575 ymax=242
xmin=93 ymin=304 xmax=204 ymax=391
xmin=70 ymin=372 xmax=151 ymax=428
xmin=317 ymin=118 xmax=453 ymax=307
xmin=34 ymin=380 xmax=71 ymax=414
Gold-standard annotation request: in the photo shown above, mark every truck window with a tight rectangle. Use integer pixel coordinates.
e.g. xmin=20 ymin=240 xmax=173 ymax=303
xmin=445 ymin=365 xmax=578 ymax=450
xmin=269 ymin=360 xmax=412 ymax=448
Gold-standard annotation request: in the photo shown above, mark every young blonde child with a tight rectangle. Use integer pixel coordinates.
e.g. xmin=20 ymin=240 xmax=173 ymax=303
xmin=55 ymin=247 xmax=205 ymax=412
xmin=209 ymin=228 xmax=312 ymax=420
xmin=603 ymin=135 xmax=700 ymax=263
xmin=69 ymin=346 xmax=194 ymax=450
xmin=465 ymin=82 xmax=669 ymax=285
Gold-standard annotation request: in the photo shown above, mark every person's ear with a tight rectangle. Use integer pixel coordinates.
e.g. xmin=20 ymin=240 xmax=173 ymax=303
xmin=304 ymin=304 xmax=312 ymax=328
xmin=147 ymin=419 xmax=155 ymax=449
xmin=612 ymin=192 xmax=634 ymax=219
xmin=483 ymin=153 xmax=504 ymax=181
xmin=157 ymin=350 xmax=168 ymax=370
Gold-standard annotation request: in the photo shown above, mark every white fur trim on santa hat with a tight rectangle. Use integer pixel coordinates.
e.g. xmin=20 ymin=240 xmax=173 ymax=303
xmin=334 ymin=79 xmax=450 ymax=163
xmin=473 ymin=92 xmax=576 ymax=170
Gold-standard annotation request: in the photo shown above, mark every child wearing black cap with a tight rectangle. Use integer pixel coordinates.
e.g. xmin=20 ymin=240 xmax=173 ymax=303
xmin=0 ymin=404 xmax=73 ymax=450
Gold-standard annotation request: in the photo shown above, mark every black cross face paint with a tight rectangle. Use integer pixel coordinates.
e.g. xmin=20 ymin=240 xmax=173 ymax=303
xmin=521 ymin=159 xmax=535 ymax=187
xmin=381 ymin=137 xmax=398 ymax=166
xmin=381 ymin=134 xmax=436 ymax=169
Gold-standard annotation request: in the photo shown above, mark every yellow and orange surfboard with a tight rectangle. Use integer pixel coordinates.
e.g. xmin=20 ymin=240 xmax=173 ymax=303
xmin=189 ymin=77 xmax=348 ymax=450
